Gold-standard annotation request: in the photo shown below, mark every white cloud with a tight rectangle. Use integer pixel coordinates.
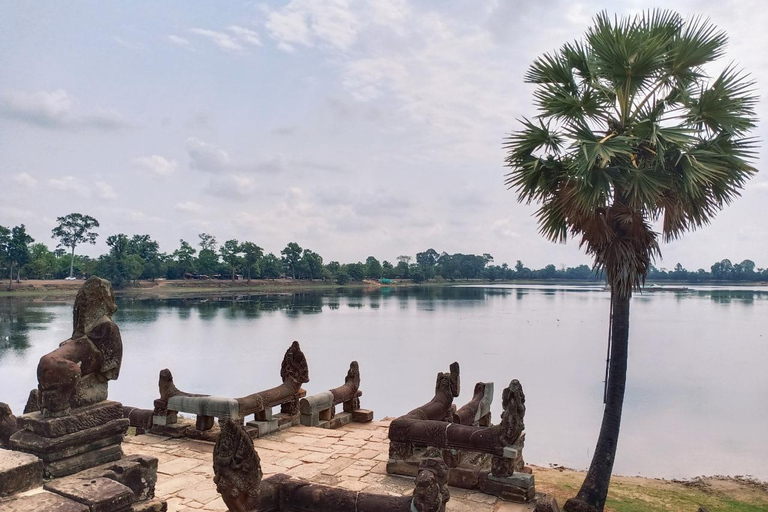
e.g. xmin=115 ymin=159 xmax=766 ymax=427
xmin=186 ymin=137 xmax=231 ymax=172
xmin=190 ymin=25 xmax=262 ymax=53
xmin=175 ymin=201 xmax=204 ymax=213
xmin=185 ymin=137 xmax=283 ymax=175
xmin=134 ymin=155 xmax=178 ymax=176
xmin=13 ymin=172 xmax=37 ymax=188
xmin=749 ymin=181 xmax=768 ymax=192
xmin=113 ymin=36 xmax=144 ymax=50
xmin=167 ymin=35 xmax=192 ymax=48
xmin=266 ymin=0 xmax=360 ymax=51
xmin=95 ymin=181 xmax=118 ymax=199
xmin=0 ymin=89 xmax=129 ymax=131
xmin=492 ymin=216 xmax=522 ymax=239
xmin=228 ymin=26 xmax=261 ymax=45
xmin=47 ymin=176 xmax=90 ymax=197
xmin=205 ymin=174 xmax=256 ymax=200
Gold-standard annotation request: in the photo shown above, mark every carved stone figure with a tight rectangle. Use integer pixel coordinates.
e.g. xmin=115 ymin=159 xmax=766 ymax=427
xmin=213 ymin=419 xmax=262 ymax=512
xmin=214 ymin=419 xmax=450 ymax=512
xmin=405 ymin=362 xmax=460 ymax=422
xmin=0 ymin=402 xmax=20 ymax=447
xmin=35 ymin=277 xmax=122 ymax=417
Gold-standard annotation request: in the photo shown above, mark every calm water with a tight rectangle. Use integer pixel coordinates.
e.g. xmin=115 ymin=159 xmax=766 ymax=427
xmin=1 ymin=285 xmax=766 ymax=480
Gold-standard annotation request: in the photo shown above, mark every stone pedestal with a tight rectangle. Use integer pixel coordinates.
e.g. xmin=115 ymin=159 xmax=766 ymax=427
xmin=9 ymin=401 xmax=128 ymax=478
xmin=0 ymin=450 xmax=43 ymax=497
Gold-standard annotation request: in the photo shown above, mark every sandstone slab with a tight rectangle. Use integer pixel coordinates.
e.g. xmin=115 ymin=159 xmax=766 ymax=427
xmin=0 ymin=491 xmax=89 ymax=512
xmin=0 ymin=450 xmax=43 ymax=497
xmin=45 ymin=477 xmax=134 ymax=512
xmin=15 ymin=402 xmax=123 ymax=438
xmin=10 ymin=419 xmax=128 ymax=462
xmin=46 ymin=444 xmax=123 ymax=478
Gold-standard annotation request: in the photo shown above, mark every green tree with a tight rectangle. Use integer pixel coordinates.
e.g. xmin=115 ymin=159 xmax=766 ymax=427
xmin=220 ymin=239 xmax=243 ymax=281
xmin=198 ymin=232 xmax=217 ymax=251
xmin=25 ymin=243 xmax=56 ymax=279
xmin=96 ymin=233 xmax=138 ymax=287
xmin=261 ymin=253 xmax=282 ymax=279
xmin=365 ymin=256 xmax=383 ymax=279
xmin=173 ymin=239 xmax=197 ymax=278
xmin=196 ymin=249 xmax=219 ymax=277
xmin=240 ymin=242 xmax=264 ymax=283
xmin=281 ymin=242 xmax=303 ymax=279
xmin=127 ymin=234 xmax=159 ymax=261
xmin=504 ymin=11 xmax=757 ymax=512
xmin=345 ymin=262 xmax=366 ymax=282
xmin=51 ymin=213 xmax=100 ymax=277
xmin=7 ymin=225 xmax=34 ymax=287
xmin=301 ymin=249 xmax=324 ymax=280
xmin=416 ymin=248 xmax=439 ymax=267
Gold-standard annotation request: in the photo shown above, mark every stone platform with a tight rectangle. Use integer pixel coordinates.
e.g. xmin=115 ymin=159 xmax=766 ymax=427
xmin=119 ymin=419 xmax=537 ymax=512
xmin=9 ymin=401 xmax=129 ymax=478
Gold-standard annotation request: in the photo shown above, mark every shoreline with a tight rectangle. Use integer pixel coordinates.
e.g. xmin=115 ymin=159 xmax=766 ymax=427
xmin=2 ymin=278 xmax=768 ymax=300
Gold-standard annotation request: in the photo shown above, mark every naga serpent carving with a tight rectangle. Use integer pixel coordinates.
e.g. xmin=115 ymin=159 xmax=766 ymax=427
xmin=213 ymin=419 xmax=450 ymax=512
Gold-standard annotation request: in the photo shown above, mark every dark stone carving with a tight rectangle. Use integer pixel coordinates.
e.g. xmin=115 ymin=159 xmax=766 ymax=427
xmin=35 ymin=277 xmax=122 ymax=417
xmin=152 ymin=341 xmax=310 ymax=439
xmin=453 ymin=382 xmax=493 ymax=426
xmin=122 ymin=406 xmax=154 ymax=434
xmin=388 ymin=378 xmax=534 ymax=502
xmin=405 ymin=362 xmax=460 ymax=422
xmin=0 ymin=402 xmax=21 ymax=447
xmin=299 ymin=361 xmax=374 ymax=428
xmin=213 ymin=419 xmax=450 ymax=512
xmin=23 ymin=389 xmax=39 ymax=414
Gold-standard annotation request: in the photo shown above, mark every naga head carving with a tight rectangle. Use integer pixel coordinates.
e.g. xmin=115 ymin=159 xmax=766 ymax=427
xmin=72 ymin=276 xmax=117 ymax=338
xmin=412 ymin=459 xmax=450 ymax=512
xmin=499 ymin=379 xmax=526 ymax=446
xmin=344 ymin=361 xmax=361 ymax=390
xmin=280 ymin=341 xmax=309 ymax=386
xmin=435 ymin=361 xmax=460 ymax=398
xmin=214 ymin=419 xmax=263 ymax=512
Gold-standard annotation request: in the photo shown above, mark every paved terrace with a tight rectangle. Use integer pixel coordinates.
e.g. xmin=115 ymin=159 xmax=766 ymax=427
xmin=123 ymin=419 xmax=535 ymax=512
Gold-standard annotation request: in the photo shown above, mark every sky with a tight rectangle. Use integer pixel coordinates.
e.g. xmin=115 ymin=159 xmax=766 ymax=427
xmin=1 ymin=0 xmax=767 ymax=270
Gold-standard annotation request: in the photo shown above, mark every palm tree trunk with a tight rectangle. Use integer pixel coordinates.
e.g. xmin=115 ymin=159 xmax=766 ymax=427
xmin=564 ymin=292 xmax=630 ymax=512
xmin=69 ymin=246 xmax=75 ymax=278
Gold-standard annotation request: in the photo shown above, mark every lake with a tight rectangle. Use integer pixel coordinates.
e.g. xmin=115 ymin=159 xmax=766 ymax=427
xmin=1 ymin=285 xmax=766 ymax=480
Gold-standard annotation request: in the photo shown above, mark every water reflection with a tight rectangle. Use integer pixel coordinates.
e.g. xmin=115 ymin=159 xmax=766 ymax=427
xmin=0 ymin=299 xmax=57 ymax=360
xmin=104 ymin=285 xmax=768 ymax=321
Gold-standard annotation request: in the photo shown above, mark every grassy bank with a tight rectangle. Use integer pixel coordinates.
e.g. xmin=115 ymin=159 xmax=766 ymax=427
xmin=533 ymin=466 xmax=768 ymax=512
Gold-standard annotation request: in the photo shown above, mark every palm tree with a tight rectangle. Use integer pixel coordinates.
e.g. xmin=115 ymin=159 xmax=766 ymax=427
xmin=504 ymin=10 xmax=757 ymax=512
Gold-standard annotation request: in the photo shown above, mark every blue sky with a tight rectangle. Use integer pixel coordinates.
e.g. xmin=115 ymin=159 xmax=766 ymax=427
xmin=1 ymin=0 xmax=767 ymax=270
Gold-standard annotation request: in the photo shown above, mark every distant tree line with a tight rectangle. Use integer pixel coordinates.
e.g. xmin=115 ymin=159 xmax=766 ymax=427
xmin=1 ymin=213 xmax=766 ymax=288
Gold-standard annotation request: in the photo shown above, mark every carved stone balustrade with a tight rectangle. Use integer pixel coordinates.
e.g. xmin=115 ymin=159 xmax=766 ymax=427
xmin=299 ymin=361 xmax=373 ymax=428
xmin=151 ymin=341 xmax=309 ymax=440
xmin=388 ymin=378 xmax=535 ymax=503
xmin=213 ymin=419 xmax=450 ymax=512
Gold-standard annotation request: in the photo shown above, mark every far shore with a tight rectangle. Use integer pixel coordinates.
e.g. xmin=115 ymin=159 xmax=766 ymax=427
xmin=2 ymin=277 xmax=768 ymax=300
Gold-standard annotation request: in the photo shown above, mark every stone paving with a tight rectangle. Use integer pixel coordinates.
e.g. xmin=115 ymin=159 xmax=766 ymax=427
xmin=123 ymin=419 xmax=535 ymax=512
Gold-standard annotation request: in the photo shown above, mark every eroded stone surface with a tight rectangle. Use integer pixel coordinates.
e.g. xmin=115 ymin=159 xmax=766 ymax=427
xmin=0 ymin=491 xmax=89 ymax=512
xmin=10 ymin=418 xmax=129 ymax=462
xmin=36 ymin=277 xmax=122 ymax=417
xmin=45 ymin=477 xmax=134 ymax=512
xmin=45 ymin=444 xmax=124 ymax=478
xmin=0 ymin=450 xmax=43 ymax=497
xmin=15 ymin=401 xmax=124 ymax=439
